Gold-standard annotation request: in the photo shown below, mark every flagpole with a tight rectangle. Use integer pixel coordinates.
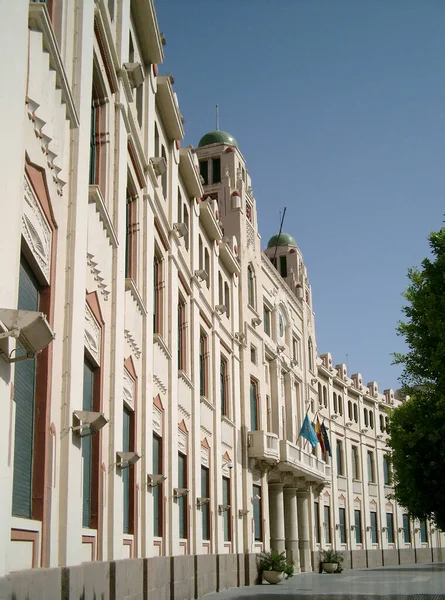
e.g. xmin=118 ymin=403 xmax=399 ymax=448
xmin=296 ymin=403 xmax=311 ymax=445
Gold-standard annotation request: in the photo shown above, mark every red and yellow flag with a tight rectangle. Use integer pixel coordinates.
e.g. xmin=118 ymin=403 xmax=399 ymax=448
xmin=315 ymin=417 xmax=326 ymax=454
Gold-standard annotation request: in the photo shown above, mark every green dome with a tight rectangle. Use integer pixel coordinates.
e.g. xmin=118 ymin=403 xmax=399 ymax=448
xmin=198 ymin=130 xmax=238 ymax=148
xmin=267 ymin=232 xmax=297 ymax=249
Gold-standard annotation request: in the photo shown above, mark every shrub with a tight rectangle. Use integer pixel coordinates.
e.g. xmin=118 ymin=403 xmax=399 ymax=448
xmin=257 ymin=550 xmax=288 ymax=573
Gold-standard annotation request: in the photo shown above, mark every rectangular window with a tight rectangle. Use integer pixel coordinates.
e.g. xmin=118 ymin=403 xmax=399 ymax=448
xmin=355 ymin=509 xmax=362 ymax=544
xmin=352 ymin=446 xmax=360 ymax=480
xmin=153 ymin=254 xmax=163 ymax=335
xmin=263 ymin=306 xmax=271 ymax=336
xmin=253 ymin=484 xmax=262 ymax=541
xmin=201 ymin=466 xmax=210 ymax=540
xmin=420 ymin=519 xmax=427 ymax=543
xmin=292 ymin=337 xmax=298 ymax=362
xmin=336 ymin=440 xmax=344 ymax=476
xmin=136 ymin=84 xmax=143 ymax=127
xmin=154 ymin=123 xmax=160 ymax=157
xmin=223 ymin=477 xmax=231 ymax=542
xmin=220 ymin=358 xmax=228 ymax=416
xmin=383 ymin=456 xmax=391 ymax=485
xmin=82 ymin=360 xmax=95 ymax=528
xmin=403 ymin=514 xmax=411 ymax=543
xmin=324 ymin=505 xmax=331 ymax=544
xmin=178 ymin=297 xmax=186 ymax=371
xmin=199 ymin=332 xmax=208 ymax=397
xmin=12 ymin=258 xmax=40 ymax=518
xmin=212 ymin=157 xmax=221 ymax=184
xmin=386 ymin=513 xmax=394 ymax=544
xmin=314 ymin=501 xmax=320 ymax=543
xmin=247 ymin=265 xmax=255 ymax=308
xmin=178 ymin=453 xmax=187 ymax=539
xmin=250 ymin=379 xmax=258 ymax=431
xmin=89 ymin=99 xmax=98 ymax=185
xmin=161 ymin=146 xmax=167 ymax=198
xmin=339 ymin=507 xmax=346 ymax=544
xmin=280 ymin=255 xmax=288 ymax=277
xmin=367 ymin=451 xmax=375 ymax=483
xmin=199 ymin=160 xmax=208 ymax=185
xmin=123 ymin=406 xmax=134 ymax=534
xmin=153 ymin=435 xmax=163 ymax=537
xmin=250 ymin=344 xmax=257 ymax=365
xmin=125 ymin=191 xmax=137 ymax=280
xmin=370 ymin=511 xmax=378 ymax=544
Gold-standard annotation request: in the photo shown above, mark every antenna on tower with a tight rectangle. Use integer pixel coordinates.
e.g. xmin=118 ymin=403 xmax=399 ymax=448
xmin=216 ymin=104 xmax=219 ymax=131
xmin=272 ymin=207 xmax=287 ymax=264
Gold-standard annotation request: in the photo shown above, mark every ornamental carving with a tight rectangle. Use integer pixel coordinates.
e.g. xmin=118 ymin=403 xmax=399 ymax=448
xmin=153 ymin=405 xmax=163 ymax=435
xmin=84 ymin=304 xmax=101 ymax=365
xmin=123 ymin=368 xmax=135 ymax=410
xmin=22 ymin=176 xmax=51 ymax=282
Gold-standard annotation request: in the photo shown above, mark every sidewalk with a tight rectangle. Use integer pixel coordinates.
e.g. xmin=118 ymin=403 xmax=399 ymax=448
xmin=200 ymin=563 xmax=445 ymax=599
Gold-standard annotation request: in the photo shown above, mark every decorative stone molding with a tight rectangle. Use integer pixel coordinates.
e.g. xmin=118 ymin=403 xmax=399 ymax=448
xmin=124 ymin=328 xmax=141 ymax=359
xmin=153 ymin=374 xmax=167 ymax=395
xmin=178 ymin=404 xmax=191 ymax=420
xmin=85 ymin=304 xmax=101 ymax=365
xmin=22 ymin=176 xmax=52 ymax=282
xmin=201 ymin=445 xmax=210 ymax=467
xmin=123 ymin=368 xmax=135 ymax=410
xmin=87 ymin=253 xmax=111 ymax=301
xmin=153 ymin=405 xmax=163 ymax=435
xmin=246 ymin=220 xmax=255 ymax=248
xmin=178 ymin=430 xmax=187 ymax=454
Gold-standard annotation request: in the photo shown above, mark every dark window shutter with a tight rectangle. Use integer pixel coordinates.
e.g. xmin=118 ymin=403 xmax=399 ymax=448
xmin=12 ymin=258 xmax=40 ymax=518
xmin=123 ymin=407 xmax=131 ymax=534
xmin=82 ymin=360 xmax=94 ymax=527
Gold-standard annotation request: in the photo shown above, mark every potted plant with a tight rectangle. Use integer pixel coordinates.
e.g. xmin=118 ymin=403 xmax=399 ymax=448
xmin=320 ymin=548 xmax=344 ymax=574
xmin=284 ymin=557 xmax=295 ymax=578
xmin=257 ymin=550 xmax=289 ymax=584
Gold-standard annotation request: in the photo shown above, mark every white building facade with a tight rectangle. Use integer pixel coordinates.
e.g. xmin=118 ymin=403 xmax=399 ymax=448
xmin=0 ymin=0 xmax=443 ymax=591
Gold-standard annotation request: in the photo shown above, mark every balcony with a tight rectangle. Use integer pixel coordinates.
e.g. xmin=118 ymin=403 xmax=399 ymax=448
xmin=247 ymin=431 xmax=279 ymax=464
xmin=278 ymin=440 xmax=328 ymax=483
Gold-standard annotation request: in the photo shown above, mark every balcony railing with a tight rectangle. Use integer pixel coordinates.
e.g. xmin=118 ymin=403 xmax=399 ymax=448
xmin=279 ymin=439 xmax=328 ymax=482
xmin=247 ymin=431 xmax=279 ymax=464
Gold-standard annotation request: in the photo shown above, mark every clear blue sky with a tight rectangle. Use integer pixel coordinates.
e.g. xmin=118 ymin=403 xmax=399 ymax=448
xmin=155 ymin=0 xmax=445 ymax=390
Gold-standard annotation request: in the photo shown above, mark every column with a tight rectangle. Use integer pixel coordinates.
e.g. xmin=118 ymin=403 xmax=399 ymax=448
xmin=269 ymin=482 xmax=285 ymax=553
xmin=297 ymin=488 xmax=312 ymax=572
xmin=284 ymin=486 xmax=300 ymax=572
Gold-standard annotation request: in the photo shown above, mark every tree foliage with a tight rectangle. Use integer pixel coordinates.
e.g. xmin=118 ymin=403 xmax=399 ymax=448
xmin=389 ymin=227 xmax=445 ymax=529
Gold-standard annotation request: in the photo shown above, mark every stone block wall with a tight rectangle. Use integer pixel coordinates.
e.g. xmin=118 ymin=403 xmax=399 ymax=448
xmin=351 ymin=550 xmax=367 ymax=569
xmin=399 ymin=548 xmax=416 ymax=565
xmin=195 ymin=554 xmax=216 ymax=599
xmin=416 ymin=548 xmax=433 ymax=563
xmin=367 ymin=549 xmax=383 ymax=568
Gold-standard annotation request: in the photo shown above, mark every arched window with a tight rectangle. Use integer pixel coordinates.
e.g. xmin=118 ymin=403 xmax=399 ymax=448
xmin=204 ymin=249 xmax=210 ymax=289
xmin=308 ymin=337 xmax=314 ymax=372
xmin=364 ymin=408 xmax=368 ymax=427
xmin=369 ymin=411 xmax=374 ymax=429
xmin=383 ymin=455 xmax=391 ymax=485
xmin=198 ymin=236 xmax=203 ymax=270
xmin=323 ymin=386 xmax=327 ymax=408
xmin=348 ymin=400 xmax=353 ymax=421
xmin=247 ymin=264 xmax=255 ymax=308
xmin=224 ymin=282 xmax=230 ymax=317
xmin=338 ymin=395 xmax=343 ymax=416
xmin=218 ymin=273 xmax=223 ymax=305
xmin=318 ymin=383 xmax=322 ymax=406
xmin=353 ymin=403 xmax=358 ymax=423
xmin=333 ymin=392 xmax=338 ymax=413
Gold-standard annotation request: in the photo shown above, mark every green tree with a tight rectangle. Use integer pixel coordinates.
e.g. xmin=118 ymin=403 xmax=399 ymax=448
xmin=390 ymin=227 xmax=445 ymax=529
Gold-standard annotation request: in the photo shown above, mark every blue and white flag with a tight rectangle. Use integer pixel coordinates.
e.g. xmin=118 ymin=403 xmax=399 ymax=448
xmin=299 ymin=414 xmax=319 ymax=448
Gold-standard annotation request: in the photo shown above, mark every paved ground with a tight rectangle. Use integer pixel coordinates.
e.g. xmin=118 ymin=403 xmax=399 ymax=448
xmin=201 ymin=563 xmax=445 ymax=600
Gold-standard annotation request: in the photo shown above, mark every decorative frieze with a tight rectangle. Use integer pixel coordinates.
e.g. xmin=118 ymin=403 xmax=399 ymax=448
xmin=22 ymin=176 xmax=52 ymax=282
xmin=153 ymin=405 xmax=163 ymax=435
xmin=84 ymin=303 xmax=101 ymax=365
xmin=123 ymin=368 xmax=135 ymax=410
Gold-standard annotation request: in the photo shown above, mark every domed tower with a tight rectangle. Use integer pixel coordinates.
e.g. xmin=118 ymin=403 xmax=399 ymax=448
xmin=195 ymin=128 xmax=261 ymax=258
xmin=264 ymin=232 xmax=311 ymax=305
